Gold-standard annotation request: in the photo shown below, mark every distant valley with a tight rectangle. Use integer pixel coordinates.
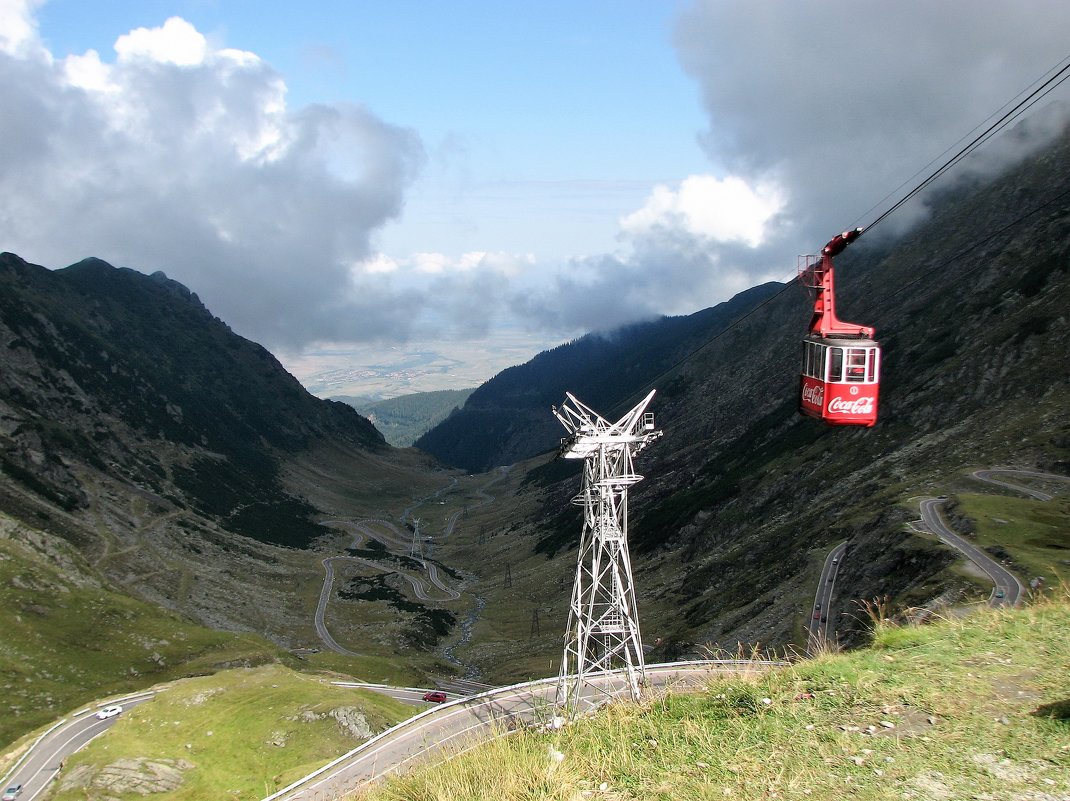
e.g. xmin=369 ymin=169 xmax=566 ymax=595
xmin=335 ymin=389 xmax=474 ymax=447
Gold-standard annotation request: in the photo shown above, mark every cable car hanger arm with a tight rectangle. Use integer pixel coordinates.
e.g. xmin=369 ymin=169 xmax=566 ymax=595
xmin=802 ymin=227 xmax=874 ymax=339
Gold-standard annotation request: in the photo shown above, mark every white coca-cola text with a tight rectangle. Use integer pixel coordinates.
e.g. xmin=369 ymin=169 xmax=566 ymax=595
xmin=801 ymin=383 xmax=824 ymax=406
xmin=827 ymin=396 xmax=875 ymax=415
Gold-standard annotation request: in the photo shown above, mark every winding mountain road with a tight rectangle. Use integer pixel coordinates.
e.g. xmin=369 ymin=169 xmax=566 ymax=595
xmin=807 ymin=541 xmax=845 ymax=654
xmin=917 ymin=497 xmax=1025 ymax=607
xmin=314 ymin=556 xmax=366 ymax=656
xmin=0 ymin=694 xmax=156 ymax=801
xmin=313 ymin=530 xmax=459 ymax=656
xmin=810 ymin=467 xmax=1066 ymax=646
xmin=312 ymin=468 xmax=510 ymax=656
xmin=970 ymin=468 xmax=1070 ymax=502
xmin=13 ymin=465 xmax=1062 ymax=801
xmin=914 ymin=467 xmax=1067 ymax=606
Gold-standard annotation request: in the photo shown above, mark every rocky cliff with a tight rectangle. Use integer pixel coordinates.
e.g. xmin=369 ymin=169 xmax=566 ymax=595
xmin=0 ymin=254 xmax=387 ymax=546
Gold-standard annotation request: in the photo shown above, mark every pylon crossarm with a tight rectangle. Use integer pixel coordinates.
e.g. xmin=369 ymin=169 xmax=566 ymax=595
xmin=553 ymin=393 xmax=605 ymax=436
xmin=608 ymin=389 xmax=657 ymax=436
xmin=554 ymin=390 xmax=660 ymax=459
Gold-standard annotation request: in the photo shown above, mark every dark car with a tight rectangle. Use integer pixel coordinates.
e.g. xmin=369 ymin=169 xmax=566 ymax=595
xmin=422 ymin=691 xmax=447 ymax=703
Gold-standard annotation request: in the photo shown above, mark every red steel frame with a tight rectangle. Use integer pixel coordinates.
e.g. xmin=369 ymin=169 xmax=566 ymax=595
xmin=803 ymin=228 xmax=874 ymax=340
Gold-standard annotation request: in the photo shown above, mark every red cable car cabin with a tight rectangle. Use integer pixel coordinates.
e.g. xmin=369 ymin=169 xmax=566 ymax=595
xmin=798 ymin=228 xmax=880 ymax=427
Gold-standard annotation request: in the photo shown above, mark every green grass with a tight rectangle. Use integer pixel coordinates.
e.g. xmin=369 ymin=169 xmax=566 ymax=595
xmin=357 ymin=593 xmax=1070 ymax=800
xmin=954 ymin=492 xmax=1070 ymax=587
xmin=0 ymin=529 xmax=294 ymax=751
xmin=51 ymin=663 xmax=415 ymax=800
xmin=299 ymin=650 xmax=427 ymax=688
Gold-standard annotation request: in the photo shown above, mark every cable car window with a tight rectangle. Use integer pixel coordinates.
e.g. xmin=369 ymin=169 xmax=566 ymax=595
xmin=867 ymin=350 xmax=877 ymax=382
xmin=816 ymin=345 xmax=826 ymax=380
xmin=828 ymin=348 xmax=843 ymax=382
xmin=803 ymin=341 xmax=821 ymax=378
xmin=846 ymin=348 xmax=867 ymax=382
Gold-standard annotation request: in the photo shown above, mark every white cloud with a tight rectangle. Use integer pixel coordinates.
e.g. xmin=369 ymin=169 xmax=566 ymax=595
xmin=411 ymin=252 xmax=451 ymax=274
xmin=358 ymin=253 xmax=399 ymax=274
xmin=4 ymin=1 xmax=1069 ymax=359
xmin=114 ymin=17 xmax=209 ymax=66
xmin=455 ymin=251 xmax=534 ymax=276
xmin=0 ymin=0 xmax=43 ymax=56
xmin=62 ymin=49 xmax=115 ymax=92
xmin=0 ymin=4 xmax=806 ymax=355
xmin=620 ymin=174 xmax=784 ymax=247
xmin=501 ymin=0 xmax=1070 ymax=341
xmin=674 ymin=0 xmax=1070 ymax=246
xmin=365 ymin=250 xmax=535 ymax=277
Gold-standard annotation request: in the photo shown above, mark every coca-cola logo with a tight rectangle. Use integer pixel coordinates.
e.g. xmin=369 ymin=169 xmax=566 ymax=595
xmin=801 ymin=383 xmax=824 ymax=406
xmin=828 ymin=396 xmax=875 ymax=415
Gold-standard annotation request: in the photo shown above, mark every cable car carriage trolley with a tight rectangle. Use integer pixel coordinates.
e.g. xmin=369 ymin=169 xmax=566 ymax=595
xmin=798 ymin=228 xmax=880 ymax=427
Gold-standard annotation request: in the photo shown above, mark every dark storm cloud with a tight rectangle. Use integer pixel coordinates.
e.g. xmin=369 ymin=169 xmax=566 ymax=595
xmin=674 ymin=0 xmax=1070 ymax=244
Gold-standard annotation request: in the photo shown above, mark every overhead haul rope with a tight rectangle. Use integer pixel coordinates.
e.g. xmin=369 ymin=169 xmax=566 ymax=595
xmin=601 ymin=57 xmax=1070 ymax=419
xmin=860 ymin=53 xmax=1070 ymax=236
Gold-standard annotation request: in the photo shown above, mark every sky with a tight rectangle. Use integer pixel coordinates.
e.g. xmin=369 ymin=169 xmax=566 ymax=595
xmin=2 ymin=1 xmax=1069 ymax=396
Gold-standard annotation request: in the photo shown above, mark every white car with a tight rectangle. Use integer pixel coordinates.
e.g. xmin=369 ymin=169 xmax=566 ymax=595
xmin=95 ymin=704 xmax=123 ymax=720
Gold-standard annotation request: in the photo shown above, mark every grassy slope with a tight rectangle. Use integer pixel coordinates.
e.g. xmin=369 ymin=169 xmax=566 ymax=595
xmin=51 ymin=663 xmax=414 ymax=801
xmin=954 ymin=491 xmax=1070 ymax=586
xmin=0 ymin=508 xmax=423 ymax=754
xmin=359 ymin=595 xmax=1070 ymax=800
xmin=0 ymin=522 xmax=290 ymax=751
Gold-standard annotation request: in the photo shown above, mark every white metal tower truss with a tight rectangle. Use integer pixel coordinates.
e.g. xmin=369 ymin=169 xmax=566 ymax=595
xmin=552 ymin=389 xmax=662 ymax=714
xmin=409 ymin=518 xmax=423 ymax=561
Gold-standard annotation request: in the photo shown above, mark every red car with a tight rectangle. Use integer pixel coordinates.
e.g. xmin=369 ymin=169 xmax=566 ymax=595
xmin=422 ymin=691 xmax=447 ymax=703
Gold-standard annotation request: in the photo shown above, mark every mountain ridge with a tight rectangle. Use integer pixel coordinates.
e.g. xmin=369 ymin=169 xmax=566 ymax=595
xmin=415 ymin=280 xmax=785 ymax=472
xmin=0 ymin=251 xmax=387 ymax=546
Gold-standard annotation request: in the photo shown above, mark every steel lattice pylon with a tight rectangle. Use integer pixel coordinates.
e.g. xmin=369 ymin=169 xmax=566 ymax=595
xmin=552 ymin=389 xmax=662 ymax=715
